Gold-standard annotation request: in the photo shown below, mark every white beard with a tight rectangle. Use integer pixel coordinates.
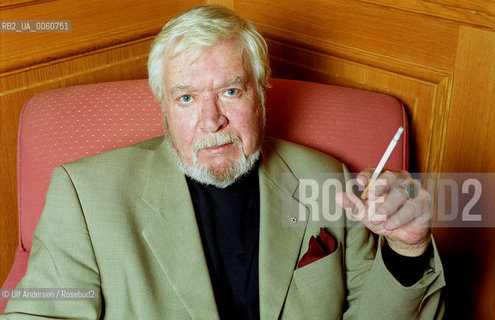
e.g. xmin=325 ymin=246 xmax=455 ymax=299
xmin=166 ymin=132 xmax=261 ymax=188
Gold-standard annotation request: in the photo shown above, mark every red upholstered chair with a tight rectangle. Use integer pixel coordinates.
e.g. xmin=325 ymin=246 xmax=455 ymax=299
xmin=0 ymin=78 xmax=408 ymax=313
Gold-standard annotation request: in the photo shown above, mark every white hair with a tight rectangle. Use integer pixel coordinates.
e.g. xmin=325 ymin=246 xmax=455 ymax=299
xmin=147 ymin=4 xmax=271 ymax=110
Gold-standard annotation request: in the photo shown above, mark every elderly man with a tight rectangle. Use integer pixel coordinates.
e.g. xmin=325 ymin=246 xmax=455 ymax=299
xmin=2 ymin=4 xmax=444 ymax=319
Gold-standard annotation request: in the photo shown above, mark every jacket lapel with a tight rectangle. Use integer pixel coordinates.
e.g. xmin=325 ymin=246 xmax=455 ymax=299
xmin=139 ymin=138 xmax=308 ymax=320
xmin=258 ymin=141 xmax=308 ymax=320
xmin=141 ymin=141 xmax=220 ymax=319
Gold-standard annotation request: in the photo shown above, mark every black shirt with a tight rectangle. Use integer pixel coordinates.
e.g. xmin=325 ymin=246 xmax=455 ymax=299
xmin=186 ymin=166 xmax=260 ymax=320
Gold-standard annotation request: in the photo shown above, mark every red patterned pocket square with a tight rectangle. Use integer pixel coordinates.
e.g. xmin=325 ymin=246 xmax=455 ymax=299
xmin=298 ymin=228 xmax=336 ymax=268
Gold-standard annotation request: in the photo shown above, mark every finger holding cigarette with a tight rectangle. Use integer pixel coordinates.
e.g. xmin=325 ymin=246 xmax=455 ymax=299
xmin=335 ymin=125 xmax=433 ymax=256
xmin=361 ymin=127 xmax=404 ymax=200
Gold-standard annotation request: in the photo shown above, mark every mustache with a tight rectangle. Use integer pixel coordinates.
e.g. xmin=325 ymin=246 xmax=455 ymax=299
xmin=192 ymin=132 xmax=242 ymax=154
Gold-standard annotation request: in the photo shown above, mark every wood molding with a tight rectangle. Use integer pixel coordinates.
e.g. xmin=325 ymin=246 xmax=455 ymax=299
xmin=206 ymin=0 xmax=234 ymax=8
xmin=359 ymin=0 xmax=495 ymax=30
xmin=258 ymin=22 xmax=453 ymax=84
xmin=1 ymin=36 xmax=153 ymax=93
xmin=0 ymin=0 xmax=56 ymax=10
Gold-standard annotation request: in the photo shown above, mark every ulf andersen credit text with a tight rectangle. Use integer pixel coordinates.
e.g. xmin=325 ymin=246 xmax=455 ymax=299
xmin=1 ymin=288 xmax=96 ymax=301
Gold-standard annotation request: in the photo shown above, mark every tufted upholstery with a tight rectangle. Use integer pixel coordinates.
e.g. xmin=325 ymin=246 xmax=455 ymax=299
xmin=1 ymin=78 xmax=408 ymax=313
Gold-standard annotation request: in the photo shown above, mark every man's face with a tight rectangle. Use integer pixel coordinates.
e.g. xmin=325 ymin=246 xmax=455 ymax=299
xmin=162 ymin=39 xmax=263 ymax=183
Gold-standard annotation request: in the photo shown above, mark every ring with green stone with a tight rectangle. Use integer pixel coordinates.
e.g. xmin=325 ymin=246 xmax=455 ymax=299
xmin=405 ymin=183 xmax=417 ymax=199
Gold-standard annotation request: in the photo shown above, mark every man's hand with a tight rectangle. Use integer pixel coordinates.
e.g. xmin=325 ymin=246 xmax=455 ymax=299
xmin=336 ymin=169 xmax=432 ymax=257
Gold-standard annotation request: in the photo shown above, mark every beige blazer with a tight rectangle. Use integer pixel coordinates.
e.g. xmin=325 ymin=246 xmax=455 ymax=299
xmin=2 ymin=137 xmax=445 ymax=319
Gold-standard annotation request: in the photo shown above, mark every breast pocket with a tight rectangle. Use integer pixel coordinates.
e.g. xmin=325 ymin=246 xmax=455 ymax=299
xmin=282 ymin=244 xmax=345 ymax=320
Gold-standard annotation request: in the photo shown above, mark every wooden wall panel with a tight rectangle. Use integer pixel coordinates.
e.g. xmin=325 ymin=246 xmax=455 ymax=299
xmin=442 ymin=26 xmax=495 ymax=172
xmin=0 ymin=0 xmax=204 ymax=73
xmin=431 ymin=27 xmax=495 ymax=318
xmin=236 ymin=0 xmax=459 ymax=70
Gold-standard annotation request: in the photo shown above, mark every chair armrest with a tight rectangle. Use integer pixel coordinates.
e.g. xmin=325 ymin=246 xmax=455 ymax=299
xmin=0 ymin=247 xmax=29 ymax=314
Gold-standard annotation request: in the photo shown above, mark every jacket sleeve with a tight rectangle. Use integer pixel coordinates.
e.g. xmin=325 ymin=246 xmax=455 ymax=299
xmin=341 ymin=164 xmax=446 ymax=320
xmin=1 ymin=166 xmax=102 ymax=319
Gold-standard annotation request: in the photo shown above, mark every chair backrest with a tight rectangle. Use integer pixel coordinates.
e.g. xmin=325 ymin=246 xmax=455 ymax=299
xmin=16 ymin=78 xmax=408 ymax=251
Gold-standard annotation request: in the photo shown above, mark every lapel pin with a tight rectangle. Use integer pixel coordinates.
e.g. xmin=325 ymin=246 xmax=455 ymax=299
xmin=290 ymin=216 xmax=298 ymax=224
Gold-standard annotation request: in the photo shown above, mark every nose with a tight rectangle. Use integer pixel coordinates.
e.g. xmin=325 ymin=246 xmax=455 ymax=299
xmin=198 ymin=95 xmax=227 ymax=132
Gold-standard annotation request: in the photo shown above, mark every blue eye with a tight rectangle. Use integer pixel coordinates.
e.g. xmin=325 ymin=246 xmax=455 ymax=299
xmin=225 ymin=89 xmax=238 ymax=97
xmin=179 ymin=95 xmax=193 ymax=103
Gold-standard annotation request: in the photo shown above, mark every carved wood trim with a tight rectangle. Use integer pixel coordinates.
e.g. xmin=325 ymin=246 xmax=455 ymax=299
xmin=0 ymin=0 xmax=56 ymax=10
xmin=359 ymin=0 xmax=495 ymax=30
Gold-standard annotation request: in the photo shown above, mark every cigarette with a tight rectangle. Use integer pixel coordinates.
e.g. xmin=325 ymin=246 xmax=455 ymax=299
xmin=360 ymin=126 xmax=404 ymax=200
